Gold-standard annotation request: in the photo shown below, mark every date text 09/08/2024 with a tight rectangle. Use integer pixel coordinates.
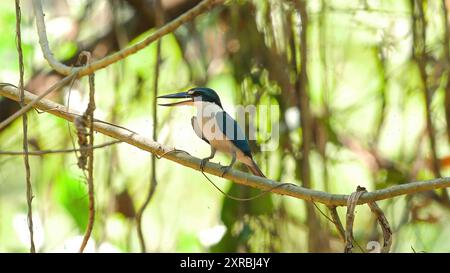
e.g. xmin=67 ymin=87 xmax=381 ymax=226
xmin=180 ymin=257 xmax=271 ymax=270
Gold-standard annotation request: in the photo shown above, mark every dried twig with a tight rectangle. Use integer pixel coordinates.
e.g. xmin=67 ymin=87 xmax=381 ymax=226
xmin=136 ymin=0 xmax=164 ymax=252
xmin=0 ymin=140 xmax=121 ymax=156
xmin=367 ymin=202 xmax=392 ymax=253
xmin=0 ymin=72 xmax=78 ymax=130
xmin=1 ymin=86 xmax=450 ymax=206
xmin=345 ymin=186 xmax=366 ymax=253
xmin=345 ymin=186 xmax=392 ymax=253
xmin=443 ymin=0 xmax=450 ymax=146
xmin=411 ymin=0 xmax=449 ymax=204
xmin=32 ymin=0 xmax=224 ymax=77
xmin=294 ymin=0 xmax=327 ymax=252
xmin=77 ymin=52 xmax=96 ymax=253
xmin=328 ymin=206 xmax=345 ymax=241
xmin=15 ymin=0 xmax=35 ymax=253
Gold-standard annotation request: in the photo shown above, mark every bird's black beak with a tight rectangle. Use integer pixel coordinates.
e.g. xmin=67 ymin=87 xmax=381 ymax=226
xmin=157 ymin=91 xmax=194 ymax=107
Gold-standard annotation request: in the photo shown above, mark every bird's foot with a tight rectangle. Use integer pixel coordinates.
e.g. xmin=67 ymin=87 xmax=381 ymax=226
xmin=200 ymin=158 xmax=210 ymax=172
xmin=220 ymin=165 xmax=232 ymax=177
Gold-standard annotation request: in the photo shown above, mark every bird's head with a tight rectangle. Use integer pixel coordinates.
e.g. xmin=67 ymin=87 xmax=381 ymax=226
xmin=157 ymin=87 xmax=222 ymax=108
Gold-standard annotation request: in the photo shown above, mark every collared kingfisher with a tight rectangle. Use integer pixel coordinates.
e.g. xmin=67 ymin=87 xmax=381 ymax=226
xmin=157 ymin=87 xmax=265 ymax=177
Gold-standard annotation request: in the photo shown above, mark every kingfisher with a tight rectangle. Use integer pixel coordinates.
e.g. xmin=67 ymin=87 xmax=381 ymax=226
xmin=157 ymin=87 xmax=265 ymax=177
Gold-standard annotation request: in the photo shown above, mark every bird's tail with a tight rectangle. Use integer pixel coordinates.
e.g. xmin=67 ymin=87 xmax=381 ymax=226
xmin=247 ymin=159 xmax=266 ymax=178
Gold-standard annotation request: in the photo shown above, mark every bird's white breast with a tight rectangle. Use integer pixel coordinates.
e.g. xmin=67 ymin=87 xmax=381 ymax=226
xmin=193 ymin=101 xmax=253 ymax=166
xmin=193 ymin=101 xmax=224 ymax=141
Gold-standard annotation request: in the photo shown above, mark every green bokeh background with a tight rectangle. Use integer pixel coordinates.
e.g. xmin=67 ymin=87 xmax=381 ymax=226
xmin=0 ymin=0 xmax=449 ymax=252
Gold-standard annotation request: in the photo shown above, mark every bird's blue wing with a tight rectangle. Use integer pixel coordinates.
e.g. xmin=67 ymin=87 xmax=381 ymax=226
xmin=215 ymin=111 xmax=252 ymax=157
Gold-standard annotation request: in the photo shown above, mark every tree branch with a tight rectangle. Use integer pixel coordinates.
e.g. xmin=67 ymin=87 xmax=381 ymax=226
xmin=16 ymin=0 xmax=35 ymax=253
xmin=77 ymin=52 xmax=96 ymax=253
xmin=1 ymin=85 xmax=450 ymax=207
xmin=136 ymin=0 xmax=164 ymax=253
xmin=344 ymin=188 xmax=365 ymax=253
xmin=0 ymin=140 xmax=121 ymax=156
xmin=0 ymin=72 xmax=78 ymax=130
xmin=328 ymin=206 xmax=345 ymax=241
xmin=367 ymin=201 xmax=392 ymax=253
xmin=295 ymin=0 xmax=328 ymax=252
xmin=32 ymin=0 xmax=223 ymax=77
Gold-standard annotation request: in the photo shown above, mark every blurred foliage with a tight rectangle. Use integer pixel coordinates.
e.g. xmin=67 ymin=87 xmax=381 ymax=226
xmin=54 ymin=171 xmax=89 ymax=232
xmin=1 ymin=0 xmax=450 ymax=252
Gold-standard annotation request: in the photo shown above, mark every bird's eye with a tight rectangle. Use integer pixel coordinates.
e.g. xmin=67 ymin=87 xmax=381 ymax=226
xmin=187 ymin=90 xmax=195 ymax=95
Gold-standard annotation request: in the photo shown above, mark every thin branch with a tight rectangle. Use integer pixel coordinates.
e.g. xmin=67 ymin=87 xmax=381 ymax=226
xmin=136 ymin=0 xmax=164 ymax=253
xmin=0 ymin=140 xmax=121 ymax=156
xmin=412 ymin=0 xmax=449 ymax=203
xmin=295 ymin=0 xmax=327 ymax=252
xmin=367 ymin=201 xmax=392 ymax=253
xmin=345 ymin=187 xmax=366 ymax=253
xmin=15 ymin=0 xmax=35 ymax=253
xmin=0 ymin=71 xmax=78 ymax=130
xmin=328 ymin=206 xmax=345 ymax=241
xmin=413 ymin=0 xmax=441 ymax=178
xmin=1 ymin=85 xmax=450 ymax=206
xmin=443 ymin=0 xmax=450 ymax=144
xmin=32 ymin=0 xmax=224 ymax=77
xmin=78 ymin=52 xmax=96 ymax=253
xmin=345 ymin=186 xmax=392 ymax=253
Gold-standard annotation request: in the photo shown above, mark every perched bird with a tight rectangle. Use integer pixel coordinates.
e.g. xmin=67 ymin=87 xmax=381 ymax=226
xmin=157 ymin=87 xmax=265 ymax=177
